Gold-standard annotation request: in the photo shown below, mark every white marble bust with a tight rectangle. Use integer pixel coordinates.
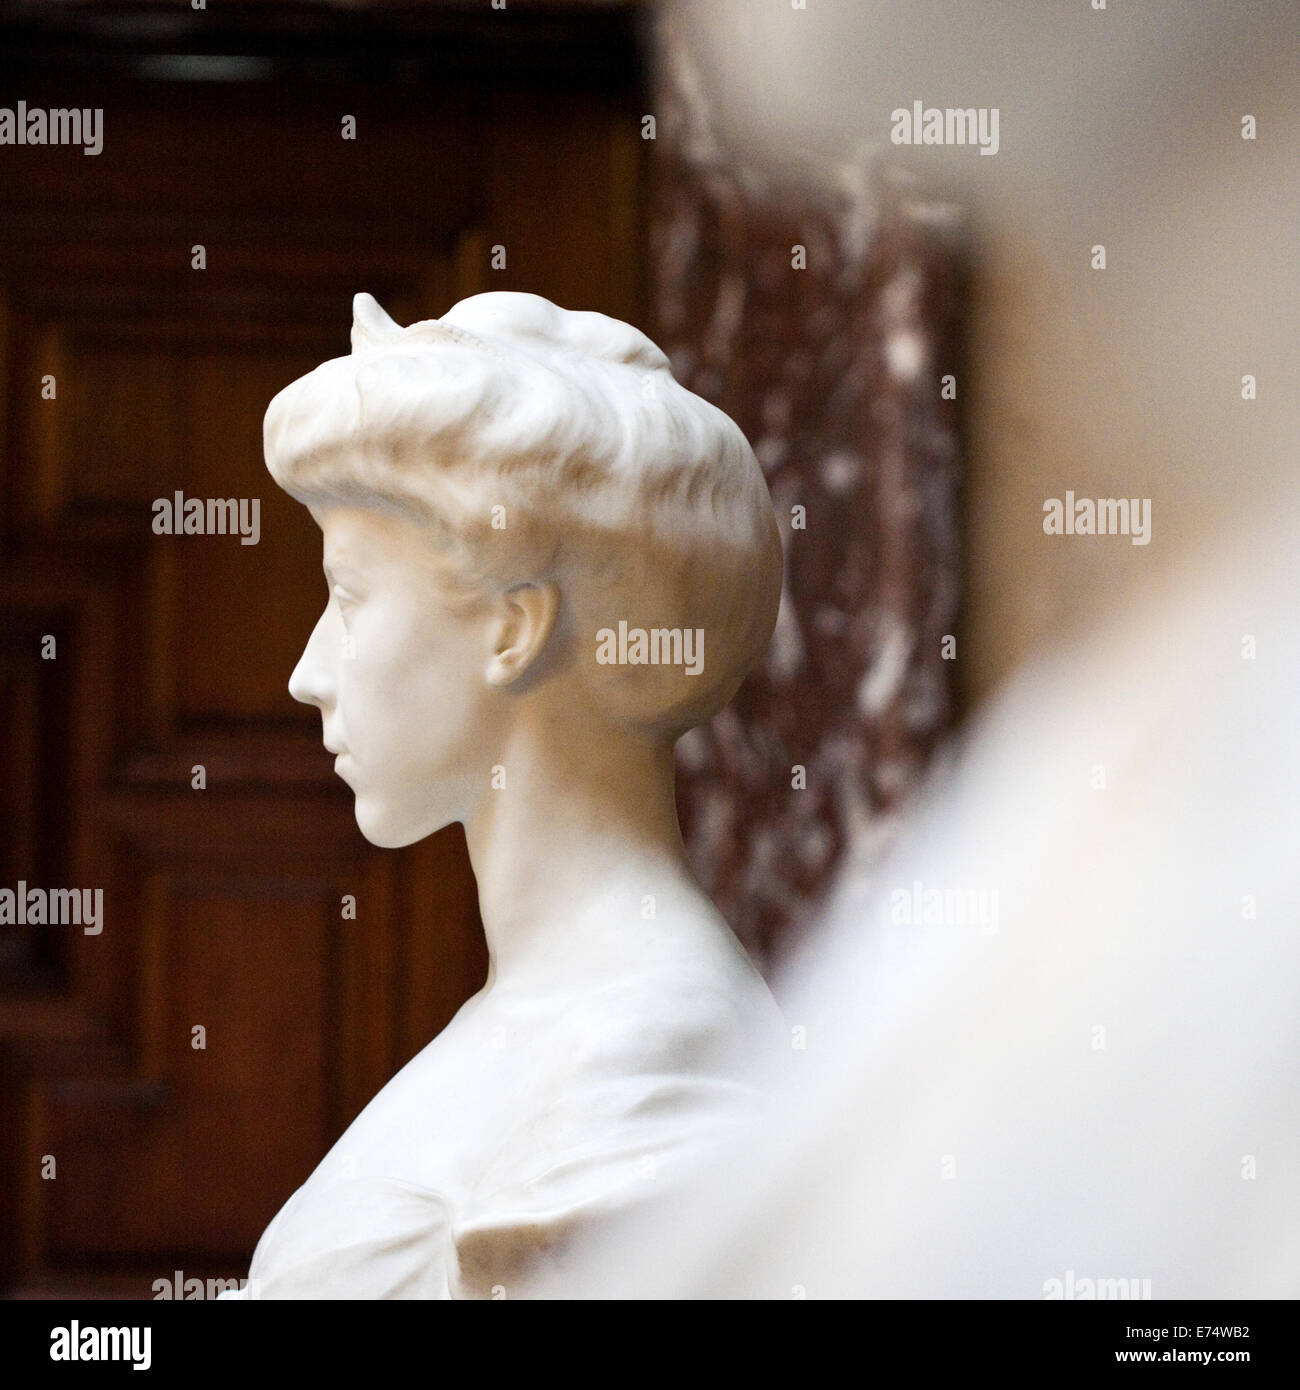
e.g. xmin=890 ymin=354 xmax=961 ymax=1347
xmin=224 ymin=291 xmax=787 ymax=1299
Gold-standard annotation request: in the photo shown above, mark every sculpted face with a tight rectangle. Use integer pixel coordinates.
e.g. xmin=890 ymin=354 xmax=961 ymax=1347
xmin=266 ymin=292 xmax=783 ymax=742
xmin=289 ymin=505 xmax=506 ymax=848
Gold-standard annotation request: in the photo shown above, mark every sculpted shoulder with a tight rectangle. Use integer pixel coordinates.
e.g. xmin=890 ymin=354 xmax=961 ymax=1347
xmin=553 ymin=920 xmax=787 ymax=1087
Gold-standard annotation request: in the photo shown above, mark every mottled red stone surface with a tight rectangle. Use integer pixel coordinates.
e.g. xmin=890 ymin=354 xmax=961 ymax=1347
xmin=654 ymin=41 xmax=966 ymax=967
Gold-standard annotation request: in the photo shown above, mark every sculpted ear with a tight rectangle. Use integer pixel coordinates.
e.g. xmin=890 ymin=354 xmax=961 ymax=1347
xmin=485 ymin=582 xmax=560 ymax=688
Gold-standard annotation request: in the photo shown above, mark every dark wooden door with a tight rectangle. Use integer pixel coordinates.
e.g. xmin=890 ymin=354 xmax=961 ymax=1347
xmin=0 ymin=6 xmax=645 ymax=1297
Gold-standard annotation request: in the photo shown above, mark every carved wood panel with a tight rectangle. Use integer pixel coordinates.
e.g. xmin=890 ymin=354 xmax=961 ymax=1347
xmin=0 ymin=32 xmax=645 ymax=1295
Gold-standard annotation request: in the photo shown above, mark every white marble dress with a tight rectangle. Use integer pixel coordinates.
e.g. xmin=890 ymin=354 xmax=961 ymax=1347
xmin=221 ymin=915 xmax=786 ymax=1299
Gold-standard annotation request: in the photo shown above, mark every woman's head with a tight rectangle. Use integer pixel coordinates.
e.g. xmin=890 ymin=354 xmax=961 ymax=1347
xmin=269 ymin=291 xmax=782 ymax=843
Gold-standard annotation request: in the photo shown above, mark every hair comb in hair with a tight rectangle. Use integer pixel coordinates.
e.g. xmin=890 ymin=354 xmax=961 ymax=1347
xmin=350 ymin=292 xmax=511 ymax=361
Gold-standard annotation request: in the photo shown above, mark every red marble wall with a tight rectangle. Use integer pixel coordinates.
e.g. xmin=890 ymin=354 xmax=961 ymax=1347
xmin=654 ymin=29 xmax=967 ymax=965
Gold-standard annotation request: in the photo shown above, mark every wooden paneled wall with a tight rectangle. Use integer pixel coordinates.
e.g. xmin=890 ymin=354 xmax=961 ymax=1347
xmin=0 ymin=12 xmax=646 ymax=1296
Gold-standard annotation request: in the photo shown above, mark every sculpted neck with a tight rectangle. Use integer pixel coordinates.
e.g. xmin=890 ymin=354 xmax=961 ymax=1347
xmin=462 ymin=711 xmax=698 ymax=983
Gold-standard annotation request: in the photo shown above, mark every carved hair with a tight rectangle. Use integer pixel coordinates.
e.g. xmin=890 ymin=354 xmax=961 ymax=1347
xmin=264 ymin=291 xmax=782 ymax=734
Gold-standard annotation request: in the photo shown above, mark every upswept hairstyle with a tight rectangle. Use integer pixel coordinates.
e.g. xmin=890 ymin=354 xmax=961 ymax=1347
xmin=264 ymin=291 xmax=782 ymax=735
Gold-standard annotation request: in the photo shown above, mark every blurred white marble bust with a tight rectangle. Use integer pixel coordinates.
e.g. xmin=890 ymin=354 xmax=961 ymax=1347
xmin=224 ymin=291 xmax=786 ymax=1299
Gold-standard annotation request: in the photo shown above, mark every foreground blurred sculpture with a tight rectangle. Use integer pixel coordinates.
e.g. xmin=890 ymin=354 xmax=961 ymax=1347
xmin=524 ymin=499 xmax=1300 ymax=1299
xmin=224 ymin=291 xmax=786 ymax=1298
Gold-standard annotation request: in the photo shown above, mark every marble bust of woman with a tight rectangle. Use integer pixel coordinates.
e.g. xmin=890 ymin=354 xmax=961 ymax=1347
xmin=224 ymin=290 xmax=787 ymax=1298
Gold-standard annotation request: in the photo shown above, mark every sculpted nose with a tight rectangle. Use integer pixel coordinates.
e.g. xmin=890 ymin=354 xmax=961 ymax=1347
xmin=288 ymin=609 xmax=335 ymax=709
